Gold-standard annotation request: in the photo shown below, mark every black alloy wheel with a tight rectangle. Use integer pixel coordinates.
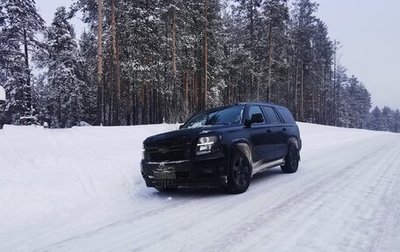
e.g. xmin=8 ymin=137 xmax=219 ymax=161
xmin=281 ymin=144 xmax=299 ymax=173
xmin=225 ymin=150 xmax=251 ymax=194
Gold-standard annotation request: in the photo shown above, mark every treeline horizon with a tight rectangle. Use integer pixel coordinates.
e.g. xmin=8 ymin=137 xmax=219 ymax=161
xmin=0 ymin=0 xmax=399 ymax=132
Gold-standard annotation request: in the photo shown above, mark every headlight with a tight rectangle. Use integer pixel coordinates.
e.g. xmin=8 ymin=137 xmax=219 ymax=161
xmin=196 ymin=136 xmax=218 ymax=155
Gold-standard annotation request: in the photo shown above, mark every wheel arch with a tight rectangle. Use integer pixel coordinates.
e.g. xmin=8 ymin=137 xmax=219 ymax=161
xmin=286 ymin=136 xmax=301 ymax=160
xmin=288 ymin=136 xmax=300 ymax=149
xmin=227 ymin=139 xmax=254 ymax=173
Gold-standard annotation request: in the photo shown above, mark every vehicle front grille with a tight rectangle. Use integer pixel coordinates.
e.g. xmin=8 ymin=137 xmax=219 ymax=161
xmin=144 ymin=136 xmax=193 ymax=162
xmin=146 ymin=149 xmax=189 ymax=162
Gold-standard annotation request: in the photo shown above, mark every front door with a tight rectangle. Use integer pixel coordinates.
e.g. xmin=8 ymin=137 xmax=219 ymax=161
xmin=246 ymin=105 xmax=269 ymax=163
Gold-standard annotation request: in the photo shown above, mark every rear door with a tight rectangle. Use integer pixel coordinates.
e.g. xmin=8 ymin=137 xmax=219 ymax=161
xmin=276 ymin=107 xmax=301 ymax=149
xmin=261 ymin=105 xmax=287 ymax=161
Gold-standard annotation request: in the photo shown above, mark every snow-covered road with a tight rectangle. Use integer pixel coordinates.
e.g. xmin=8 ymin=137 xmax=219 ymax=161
xmin=1 ymin=123 xmax=400 ymax=251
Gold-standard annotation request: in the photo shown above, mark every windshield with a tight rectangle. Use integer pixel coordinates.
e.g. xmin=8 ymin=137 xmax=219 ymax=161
xmin=182 ymin=106 xmax=244 ymax=129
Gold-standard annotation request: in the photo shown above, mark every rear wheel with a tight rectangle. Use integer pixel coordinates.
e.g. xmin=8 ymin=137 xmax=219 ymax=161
xmin=224 ymin=150 xmax=251 ymax=194
xmin=281 ymin=143 xmax=300 ymax=173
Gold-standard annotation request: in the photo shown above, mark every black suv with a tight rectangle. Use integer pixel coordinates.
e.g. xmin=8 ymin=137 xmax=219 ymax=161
xmin=141 ymin=102 xmax=301 ymax=194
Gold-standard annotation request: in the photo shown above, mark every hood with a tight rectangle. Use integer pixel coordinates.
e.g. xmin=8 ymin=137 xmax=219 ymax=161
xmin=143 ymin=124 xmax=239 ymax=148
xmin=143 ymin=128 xmax=203 ymax=148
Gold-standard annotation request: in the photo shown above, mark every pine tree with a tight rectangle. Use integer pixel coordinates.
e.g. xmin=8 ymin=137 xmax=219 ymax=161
xmin=0 ymin=0 xmax=44 ymax=123
xmin=76 ymin=30 xmax=98 ymax=124
xmin=308 ymin=19 xmax=333 ymax=123
xmin=40 ymin=7 xmax=84 ymax=127
xmin=232 ymin=0 xmax=262 ymax=101
xmin=368 ymin=106 xmax=382 ymax=131
xmin=391 ymin=109 xmax=400 ymax=133
xmin=346 ymin=76 xmax=371 ymax=128
xmin=203 ymin=0 xmax=225 ymax=108
xmin=290 ymin=0 xmax=318 ymax=121
xmin=261 ymin=0 xmax=289 ymax=103
xmin=381 ymin=106 xmax=392 ymax=132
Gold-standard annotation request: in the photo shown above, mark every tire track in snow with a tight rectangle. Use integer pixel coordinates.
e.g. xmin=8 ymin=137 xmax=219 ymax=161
xmin=186 ymin=135 xmax=398 ymax=252
xmin=274 ymin=135 xmax=400 ymax=252
xmin=348 ymin=140 xmax=400 ymax=252
xmin=205 ymin=135 xmax=400 ymax=252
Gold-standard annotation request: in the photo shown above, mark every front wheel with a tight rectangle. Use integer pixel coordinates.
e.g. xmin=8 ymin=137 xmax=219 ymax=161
xmin=281 ymin=144 xmax=300 ymax=173
xmin=155 ymin=181 xmax=177 ymax=192
xmin=224 ymin=150 xmax=252 ymax=194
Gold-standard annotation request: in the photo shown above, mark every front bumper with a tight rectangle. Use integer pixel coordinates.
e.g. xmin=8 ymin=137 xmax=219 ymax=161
xmin=141 ymin=155 xmax=227 ymax=188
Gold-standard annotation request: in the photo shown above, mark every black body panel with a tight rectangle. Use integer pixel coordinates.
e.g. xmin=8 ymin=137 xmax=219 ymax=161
xmin=141 ymin=102 xmax=301 ymax=189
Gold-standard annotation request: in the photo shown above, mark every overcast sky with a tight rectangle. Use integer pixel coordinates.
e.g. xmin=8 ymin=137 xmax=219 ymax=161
xmin=35 ymin=0 xmax=400 ymax=110
xmin=315 ymin=0 xmax=400 ymax=110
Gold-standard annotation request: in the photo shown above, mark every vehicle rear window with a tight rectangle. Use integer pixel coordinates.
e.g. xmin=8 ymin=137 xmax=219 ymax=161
xmin=263 ymin=106 xmax=281 ymax=124
xmin=277 ymin=107 xmax=296 ymax=124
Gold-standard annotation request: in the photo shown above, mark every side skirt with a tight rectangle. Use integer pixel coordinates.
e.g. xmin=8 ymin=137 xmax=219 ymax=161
xmin=251 ymin=158 xmax=285 ymax=177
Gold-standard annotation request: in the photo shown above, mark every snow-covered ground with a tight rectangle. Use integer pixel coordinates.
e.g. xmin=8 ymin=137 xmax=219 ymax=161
xmin=1 ymin=123 xmax=400 ymax=252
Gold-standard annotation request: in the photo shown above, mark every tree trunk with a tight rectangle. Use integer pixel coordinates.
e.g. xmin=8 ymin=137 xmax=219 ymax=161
xmin=127 ymin=82 xmax=133 ymax=125
xmin=300 ymin=63 xmax=304 ymax=121
xmin=23 ymin=29 xmax=31 ymax=116
xmin=249 ymin=0 xmax=254 ymax=100
xmin=184 ymin=71 xmax=189 ymax=116
xmin=97 ymin=0 xmax=104 ymax=125
xmin=111 ymin=0 xmax=120 ymax=125
xmin=267 ymin=23 xmax=273 ymax=102
xmin=203 ymin=0 xmax=208 ymax=109
xmin=294 ymin=58 xmax=298 ymax=119
xmin=192 ymin=72 xmax=196 ymax=111
xmin=286 ymin=66 xmax=290 ymax=108
xmin=171 ymin=9 xmax=177 ymax=76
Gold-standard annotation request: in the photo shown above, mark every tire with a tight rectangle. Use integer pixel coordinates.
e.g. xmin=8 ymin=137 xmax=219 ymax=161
xmin=155 ymin=181 xmax=177 ymax=192
xmin=224 ymin=150 xmax=252 ymax=194
xmin=281 ymin=143 xmax=300 ymax=173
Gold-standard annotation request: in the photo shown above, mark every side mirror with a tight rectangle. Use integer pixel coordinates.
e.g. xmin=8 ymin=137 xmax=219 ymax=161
xmin=245 ymin=113 xmax=264 ymax=128
xmin=179 ymin=124 xmax=184 ymax=129
xmin=251 ymin=113 xmax=264 ymax=124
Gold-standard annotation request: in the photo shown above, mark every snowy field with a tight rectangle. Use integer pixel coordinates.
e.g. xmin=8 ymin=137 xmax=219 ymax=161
xmin=1 ymin=123 xmax=400 ymax=252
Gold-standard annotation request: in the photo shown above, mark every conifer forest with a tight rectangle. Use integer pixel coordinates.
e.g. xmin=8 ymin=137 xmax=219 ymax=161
xmin=0 ymin=0 xmax=399 ymax=132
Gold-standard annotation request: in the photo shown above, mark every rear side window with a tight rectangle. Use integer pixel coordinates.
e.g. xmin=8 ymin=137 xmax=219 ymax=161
xmin=277 ymin=107 xmax=296 ymax=124
xmin=262 ymin=106 xmax=281 ymax=125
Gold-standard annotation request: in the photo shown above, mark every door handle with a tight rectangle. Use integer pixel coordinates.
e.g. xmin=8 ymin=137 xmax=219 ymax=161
xmin=266 ymin=129 xmax=272 ymax=133
xmin=282 ymin=128 xmax=287 ymax=131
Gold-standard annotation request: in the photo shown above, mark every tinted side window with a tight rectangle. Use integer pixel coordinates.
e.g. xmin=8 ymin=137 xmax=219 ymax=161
xmin=277 ymin=107 xmax=296 ymax=124
xmin=263 ymin=106 xmax=281 ymax=125
xmin=248 ymin=105 xmax=265 ymax=124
